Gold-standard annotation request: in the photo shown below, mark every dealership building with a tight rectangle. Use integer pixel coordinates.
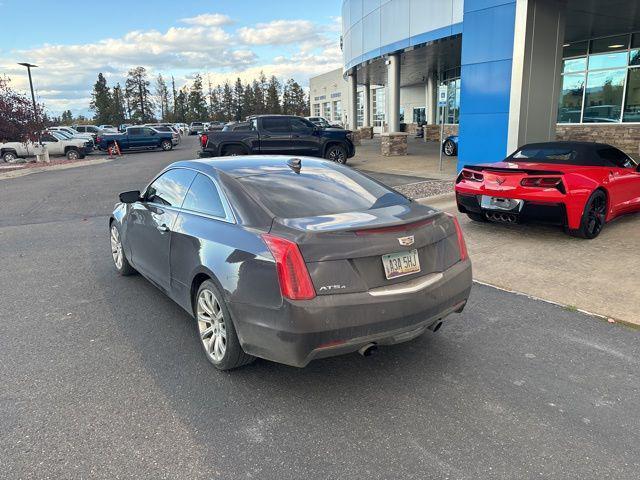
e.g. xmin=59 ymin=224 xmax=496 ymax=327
xmin=310 ymin=0 xmax=640 ymax=168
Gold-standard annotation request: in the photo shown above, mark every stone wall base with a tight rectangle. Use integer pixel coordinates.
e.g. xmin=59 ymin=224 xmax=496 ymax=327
xmin=356 ymin=126 xmax=373 ymax=140
xmin=381 ymin=133 xmax=408 ymax=156
xmin=556 ymin=124 xmax=640 ymax=156
xmin=423 ymin=124 xmax=459 ymax=142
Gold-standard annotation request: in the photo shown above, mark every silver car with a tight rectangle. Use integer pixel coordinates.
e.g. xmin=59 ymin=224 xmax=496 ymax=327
xmin=110 ymin=157 xmax=472 ymax=370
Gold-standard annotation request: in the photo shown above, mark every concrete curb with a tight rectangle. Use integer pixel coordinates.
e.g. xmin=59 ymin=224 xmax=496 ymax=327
xmin=0 ymin=156 xmax=114 ymax=181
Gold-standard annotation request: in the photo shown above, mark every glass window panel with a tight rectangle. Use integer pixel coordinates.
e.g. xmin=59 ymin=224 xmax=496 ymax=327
xmin=630 ymin=49 xmax=640 ymax=67
xmin=558 ymin=73 xmax=585 ymax=123
xmin=563 ymin=41 xmax=588 ymax=58
xmin=590 ymin=35 xmax=629 ymax=54
xmin=356 ymin=91 xmax=364 ymax=127
xmin=588 ymin=52 xmax=628 ymax=70
xmin=632 ymin=33 xmax=640 ymax=49
xmin=182 ymin=174 xmax=225 ymax=218
xmin=563 ymin=57 xmax=587 ymax=73
xmin=583 ymin=69 xmax=626 ymax=123
xmin=623 ymin=68 xmax=640 ymax=122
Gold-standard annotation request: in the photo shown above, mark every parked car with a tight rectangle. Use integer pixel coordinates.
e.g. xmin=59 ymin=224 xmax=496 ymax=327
xmin=96 ymin=126 xmax=174 ymax=152
xmin=199 ymin=115 xmax=355 ymax=164
xmin=109 ymin=156 xmax=472 ymax=369
xmin=455 ymin=141 xmax=640 ymax=239
xmin=49 ymin=126 xmax=96 ymax=148
xmin=174 ymin=123 xmax=189 ymax=135
xmin=147 ymin=125 xmax=180 ymax=145
xmin=48 ymin=129 xmax=95 ymax=151
xmin=1 ymin=131 xmax=91 ymax=162
xmin=189 ymin=122 xmax=205 ymax=135
xmin=73 ymin=125 xmax=101 ymax=142
xmin=98 ymin=124 xmax=118 ymax=132
xmin=119 ymin=124 xmax=133 ymax=132
xmin=306 ymin=116 xmax=343 ymax=129
xmin=443 ymin=135 xmax=458 ymax=156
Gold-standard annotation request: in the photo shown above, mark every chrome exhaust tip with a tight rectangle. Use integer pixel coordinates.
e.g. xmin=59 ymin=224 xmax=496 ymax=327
xmin=358 ymin=343 xmax=378 ymax=357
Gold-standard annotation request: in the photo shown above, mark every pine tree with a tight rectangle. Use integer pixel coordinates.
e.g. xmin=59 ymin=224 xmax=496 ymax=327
xmin=241 ymin=81 xmax=256 ymax=119
xmin=221 ymin=82 xmax=234 ymax=121
xmin=175 ymin=88 xmax=188 ymax=122
xmin=111 ymin=83 xmax=127 ymax=125
xmin=171 ymin=76 xmax=178 ymax=121
xmin=61 ymin=110 xmax=74 ymax=125
xmin=125 ymin=67 xmax=154 ymax=123
xmin=155 ymin=74 xmax=170 ymax=121
xmin=187 ymin=74 xmax=208 ymax=121
xmin=265 ymin=75 xmax=282 ymax=114
xmin=89 ymin=73 xmax=112 ymax=125
xmin=233 ymin=78 xmax=244 ymax=121
xmin=252 ymin=72 xmax=268 ymax=115
xmin=209 ymin=84 xmax=221 ymax=121
xmin=284 ymin=79 xmax=308 ymax=116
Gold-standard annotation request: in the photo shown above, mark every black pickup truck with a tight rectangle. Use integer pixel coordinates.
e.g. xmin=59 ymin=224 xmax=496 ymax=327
xmin=198 ymin=115 xmax=356 ymax=164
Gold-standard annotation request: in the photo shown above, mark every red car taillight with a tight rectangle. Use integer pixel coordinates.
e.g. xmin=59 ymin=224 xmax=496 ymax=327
xmin=446 ymin=213 xmax=469 ymax=261
xmin=200 ymin=134 xmax=208 ymax=148
xmin=520 ymin=177 xmax=565 ymax=193
xmin=261 ymin=234 xmax=316 ymax=300
xmin=96 ymin=136 xmax=102 ymax=144
xmin=460 ymin=169 xmax=484 ymax=182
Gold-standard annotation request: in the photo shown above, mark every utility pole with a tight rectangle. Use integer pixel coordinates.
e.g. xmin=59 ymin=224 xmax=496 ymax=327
xmin=18 ymin=62 xmax=40 ymax=144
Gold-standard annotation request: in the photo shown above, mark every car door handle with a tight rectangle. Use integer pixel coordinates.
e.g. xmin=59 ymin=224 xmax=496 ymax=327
xmin=157 ymin=224 xmax=170 ymax=233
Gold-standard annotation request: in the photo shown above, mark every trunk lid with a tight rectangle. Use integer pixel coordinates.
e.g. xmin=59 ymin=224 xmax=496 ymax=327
xmin=269 ymin=203 xmax=461 ymax=294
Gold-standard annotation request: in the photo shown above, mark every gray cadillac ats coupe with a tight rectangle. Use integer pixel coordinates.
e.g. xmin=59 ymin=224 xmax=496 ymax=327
xmin=110 ymin=156 xmax=472 ymax=370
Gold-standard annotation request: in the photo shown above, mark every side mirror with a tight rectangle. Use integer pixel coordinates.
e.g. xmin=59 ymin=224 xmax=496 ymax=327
xmin=119 ymin=190 xmax=140 ymax=204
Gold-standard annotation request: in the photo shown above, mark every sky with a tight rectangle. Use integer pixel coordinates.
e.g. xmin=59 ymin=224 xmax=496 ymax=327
xmin=0 ymin=0 xmax=344 ymax=116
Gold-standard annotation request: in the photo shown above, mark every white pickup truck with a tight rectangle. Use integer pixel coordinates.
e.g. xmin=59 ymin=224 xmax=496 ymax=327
xmin=1 ymin=131 xmax=92 ymax=162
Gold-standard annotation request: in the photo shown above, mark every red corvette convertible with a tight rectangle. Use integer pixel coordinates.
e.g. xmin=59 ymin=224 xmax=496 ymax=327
xmin=455 ymin=142 xmax=640 ymax=239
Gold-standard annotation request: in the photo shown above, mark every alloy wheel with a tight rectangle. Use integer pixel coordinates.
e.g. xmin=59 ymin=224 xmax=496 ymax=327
xmin=328 ymin=147 xmax=346 ymax=163
xmin=586 ymin=195 xmax=606 ymax=236
xmin=444 ymin=141 xmax=455 ymax=156
xmin=110 ymin=225 xmax=123 ymax=269
xmin=4 ymin=152 xmax=16 ymax=162
xmin=197 ymin=289 xmax=227 ymax=363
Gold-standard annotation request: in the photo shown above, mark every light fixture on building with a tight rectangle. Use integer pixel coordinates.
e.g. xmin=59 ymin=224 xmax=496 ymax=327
xmin=608 ymin=44 xmax=625 ymax=48
xmin=563 ymin=43 xmax=570 ymax=47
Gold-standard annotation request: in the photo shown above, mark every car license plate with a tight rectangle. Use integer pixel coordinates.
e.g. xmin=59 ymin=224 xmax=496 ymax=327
xmin=382 ymin=249 xmax=420 ymax=280
xmin=480 ymin=195 xmax=523 ymax=211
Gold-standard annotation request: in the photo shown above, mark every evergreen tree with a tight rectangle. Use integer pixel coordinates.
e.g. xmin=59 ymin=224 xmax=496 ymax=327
xmin=155 ymin=74 xmax=170 ymax=121
xmin=283 ymin=79 xmax=308 ymax=116
xmin=209 ymin=83 xmax=222 ymax=121
xmin=265 ymin=75 xmax=282 ymax=114
xmin=252 ymin=72 xmax=268 ymax=115
xmin=187 ymin=74 xmax=208 ymax=121
xmin=233 ymin=78 xmax=244 ymax=121
xmin=175 ymin=87 xmax=188 ymax=122
xmin=60 ymin=110 xmax=74 ymax=125
xmin=221 ymin=82 xmax=234 ymax=121
xmin=241 ymin=81 xmax=256 ymax=119
xmin=89 ymin=73 xmax=112 ymax=125
xmin=171 ymin=76 xmax=178 ymax=121
xmin=125 ymin=67 xmax=154 ymax=123
xmin=111 ymin=83 xmax=127 ymax=125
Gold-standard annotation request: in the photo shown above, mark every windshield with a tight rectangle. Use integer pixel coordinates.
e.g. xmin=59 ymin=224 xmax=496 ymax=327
xmin=237 ymin=165 xmax=409 ymax=218
xmin=511 ymin=148 xmax=577 ymax=163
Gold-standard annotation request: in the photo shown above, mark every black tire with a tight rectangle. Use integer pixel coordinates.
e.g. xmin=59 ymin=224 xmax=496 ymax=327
xmin=222 ymin=145 xmax=247 ymax=156
xmin=2 ymin=151 xmax=17 ymax=163
xmin=195 ymin=280 xmax=254 ymax=370
xmin=443 ymin=139 xmax=457 ymax=156
xmin=66 ymin=149 xmax=80 ymax=160
xmin=325 ymin=144 xmax=348 ymax=164
xmin=160 ymin=140 xmax=173 ymax=151
xmin=568 ymin=190 xmax=607 ymax=239
xmin=466 ymin=212 xmax=487 ymax=222
xmin=109 ymin=222 xmax=136 ymax=276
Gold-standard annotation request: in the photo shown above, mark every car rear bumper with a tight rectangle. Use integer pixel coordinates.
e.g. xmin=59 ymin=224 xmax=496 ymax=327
xmin=456 ymin=192 xmax=568 ymax=226
xmin=229 ymin=258 xmax=472 ymax=367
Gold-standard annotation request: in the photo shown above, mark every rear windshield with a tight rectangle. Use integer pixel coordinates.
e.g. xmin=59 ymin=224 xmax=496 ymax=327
xmin=511 ymin=148 xmax=577 ymax=163
xmin=237 ymin=166 xmax=409 ymax=218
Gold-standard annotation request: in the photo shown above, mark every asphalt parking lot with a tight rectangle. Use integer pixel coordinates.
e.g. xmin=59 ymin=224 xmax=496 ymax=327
xmin=1 ymin=137 xmax=639 ymax=479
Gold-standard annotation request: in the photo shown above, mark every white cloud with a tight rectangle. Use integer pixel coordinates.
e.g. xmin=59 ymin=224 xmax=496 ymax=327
xmin=0 ymin=12 xmax=341 ymax=116
xmin=180 ymin=13 xmax=233 ymax=27
xmin=237 ymin=20 xmax=321 ymax=45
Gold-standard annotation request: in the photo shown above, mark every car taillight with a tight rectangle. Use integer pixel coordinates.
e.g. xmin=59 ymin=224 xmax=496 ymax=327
xmin=261 ymin=234 xmax=316 ymax=300
xmin=460 ymin=169 xmax=484 ymax=182
xmin=520 ymin=177 xmax=565 ymax=193
xmin=445 ymin=213 xmax=469 ymax=261
xmin=200 ymin=134 xmax=208 ymax=147
xmin=96 ymin=136 xmax=101 ymax=144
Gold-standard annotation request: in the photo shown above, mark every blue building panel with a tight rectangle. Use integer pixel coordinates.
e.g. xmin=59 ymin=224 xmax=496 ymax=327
xmin=458 ymin=0 xmax=517 ymax=169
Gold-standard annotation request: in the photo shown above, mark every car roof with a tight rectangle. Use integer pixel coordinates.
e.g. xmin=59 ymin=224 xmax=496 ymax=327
xmin=517 ymin=141 xmax=616 ymax=151
xmin=169 ymin=156 xmax=333 ymax=179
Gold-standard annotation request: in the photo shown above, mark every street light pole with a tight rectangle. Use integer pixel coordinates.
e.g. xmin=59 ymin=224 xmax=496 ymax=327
xmin=17 ymin=62 xmax=40 ymax=144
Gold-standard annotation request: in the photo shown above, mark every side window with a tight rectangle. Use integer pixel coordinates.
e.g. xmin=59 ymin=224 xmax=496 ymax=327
xmin=145 ymin=169 xmax=196 ymax=207
xmin=41 ymin=133 xmax=58 ymax=142
xmin=262 ymin=117 xmax=290 ymax=133
xmin=290 ymin=118 xmax=313 ymax=133
xmin=250 ymin=119 xmax=258 ymax=131
xmin=181 ymin=174 xmax=226 ymax=218
xmin=598 ymin=147 xmax=634 ymax=168
xmin=128 ymin=127 xmax=142 ymax=135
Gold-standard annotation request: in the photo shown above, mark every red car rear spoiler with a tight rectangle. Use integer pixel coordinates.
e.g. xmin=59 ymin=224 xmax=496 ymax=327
xmin=462 ymin=165 xmax=564 ymax=176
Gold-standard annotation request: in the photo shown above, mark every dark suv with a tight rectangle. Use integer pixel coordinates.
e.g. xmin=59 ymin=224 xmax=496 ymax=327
xmin=199 ymin=115 xmax=356 ymax=164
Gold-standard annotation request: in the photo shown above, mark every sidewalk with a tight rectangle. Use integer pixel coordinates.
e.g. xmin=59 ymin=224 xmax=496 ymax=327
xmin=350 ymin=136 xmax=457 ymax=180
xmin=421 ymin=194 xmax=640 ymax=326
